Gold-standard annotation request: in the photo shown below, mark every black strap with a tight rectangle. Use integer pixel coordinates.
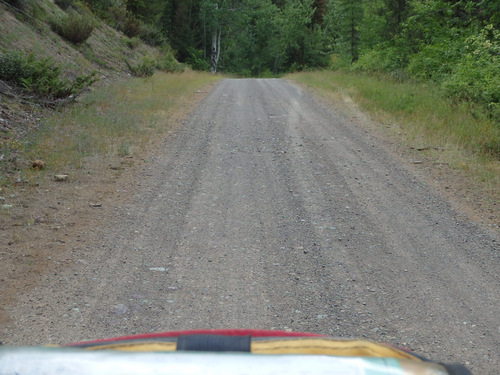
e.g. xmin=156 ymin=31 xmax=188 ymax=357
xmin=176 ymin=334 xmax=251 ymax=352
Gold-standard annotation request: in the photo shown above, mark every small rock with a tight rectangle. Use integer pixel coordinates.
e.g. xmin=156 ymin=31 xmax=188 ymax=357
xmin=54 ymin=174 xmax=69 ymax=182
xmin=2 ymin=204 xmax=13 ymax=210
xmin=0 ymin=196 xmax=5 ymax=202
xmin=149 ymin=267 xmax=168 ymax=272
xmin=111 ymin=304 xmax=129 ymax=315
xmin=31 ymin=160 xmax=46 ymax=171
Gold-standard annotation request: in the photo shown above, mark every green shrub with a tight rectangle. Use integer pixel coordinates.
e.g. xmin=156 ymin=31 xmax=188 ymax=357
xmin=139 ymin=23 xmax=167 ymax=47
xmin=259 ymin=69 xmax=275 ymax=78
xmin=124 ymin=14 xmax=141 ymax=37
xmin=50 ymin=9 xmax=95 ymax=44
xmin=186 ymin=48 xmax=210 ymax=72
xmin=106 ymin=3 xmax=128 ymax=31
xmin=125 ymin=37 xmax=141 ymax=49
xmin=0 ymin=51 xmax=26 ymax=81
xmin=441 ymin=25 xmax=500 ymax=117
xmin=125 ymin=57 xmax=156 ymax=77
xmin=0 ymin=51 xmax=97 ymax=99
xmin=352 ymin=44 xmax=407 ymax=81
xmin=156 ymin=50 xmax=185 ymax=73
xmin=406 ymin=37 xmax=464 ymax=82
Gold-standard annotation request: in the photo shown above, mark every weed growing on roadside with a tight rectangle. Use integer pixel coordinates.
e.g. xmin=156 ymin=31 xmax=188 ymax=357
xmin=2 ymin=71 xmax=219 ymax=186
xmin=125 ymin=56 xmax=156 ymax=77
xmin=0 ymin=51 xmax=97 ymax=99
xmin=125 ymin=50 xmax=185 ymax=77
xmin=156 ymin=49 xmax=184 ymax=73
xmin=289 ymin=70 xmax=499 ymax=202
xmin=32 ymin=71 xmax=219 ymax=174
xmin=291 ymin=71 xmax=499 ymax=158
xmin=125 ymin=37 xmax=141 ymax=49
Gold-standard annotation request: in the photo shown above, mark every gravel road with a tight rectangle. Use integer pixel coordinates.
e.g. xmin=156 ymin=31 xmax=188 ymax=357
xmin=3 ymin=79 xmax=499 ymax=373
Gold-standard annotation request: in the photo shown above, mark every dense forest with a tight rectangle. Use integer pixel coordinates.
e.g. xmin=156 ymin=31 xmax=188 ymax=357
xmin=3 ymin=0 xmax=497 ymax=115
xmin=77 ymin=0 xmax=498 ymax=116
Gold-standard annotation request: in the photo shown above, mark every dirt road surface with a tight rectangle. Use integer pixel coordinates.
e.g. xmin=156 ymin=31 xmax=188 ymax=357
xmin=2 ymin=79 xmax=499 ymax=373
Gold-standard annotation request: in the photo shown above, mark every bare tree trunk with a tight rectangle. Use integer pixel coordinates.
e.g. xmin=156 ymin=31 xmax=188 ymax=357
xmin=211 ymin=28 xmax=221 ymax=73
xmin=210 ymin=3 xmax=221 ymax=74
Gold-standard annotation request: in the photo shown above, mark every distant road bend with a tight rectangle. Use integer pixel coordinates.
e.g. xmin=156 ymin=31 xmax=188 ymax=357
xmin=4 ymin=79 xmax=499 ymax=374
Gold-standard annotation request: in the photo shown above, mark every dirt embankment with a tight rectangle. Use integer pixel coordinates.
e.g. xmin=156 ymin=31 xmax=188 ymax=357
xmin=0 ymin=0 xmax=158 ymax=183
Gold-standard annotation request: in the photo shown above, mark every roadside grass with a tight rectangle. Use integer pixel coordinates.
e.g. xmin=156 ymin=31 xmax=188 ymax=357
xmin=28 ymin=71 xmax=220 ymax=179
xmin=288 ymin=71 xmax=500 ymax=196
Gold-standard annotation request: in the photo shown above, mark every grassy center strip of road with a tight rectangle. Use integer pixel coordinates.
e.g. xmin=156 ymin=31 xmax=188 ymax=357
xmin=288 ymin=71 xmax=499 ymax=228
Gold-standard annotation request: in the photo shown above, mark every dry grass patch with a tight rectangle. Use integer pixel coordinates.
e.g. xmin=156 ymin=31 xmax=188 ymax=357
xmin=32 ymin=71 xmax=220 ymax=177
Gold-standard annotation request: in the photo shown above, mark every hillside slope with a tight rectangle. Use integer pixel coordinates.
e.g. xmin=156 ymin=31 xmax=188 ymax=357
xmin=0 ymin=0 xmax=157 ymax=156
xmin=0 ymin=0 xmax=168 ymax=187
xmin=0 ymin=1 xmax=156 ymax=77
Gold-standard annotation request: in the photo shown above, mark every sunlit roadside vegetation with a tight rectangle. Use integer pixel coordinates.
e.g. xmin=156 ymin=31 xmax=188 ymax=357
xmin=3 ymin=71 xmax=220 ymax=186
xmin=290 ymin=70 xmax=499 ymax=196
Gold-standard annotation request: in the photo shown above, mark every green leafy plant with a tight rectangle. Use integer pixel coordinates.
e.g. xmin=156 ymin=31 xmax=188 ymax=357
xmin=50 ymin=9 xmax=95 ymax=44
xmin=156 ymin=49 xmax=185 ymax=73
xmin=0 ymin=51 xmax=97 ymax=99
xmin=139 ymin=23 xmax=167 ymax=47
xmin=0 ymin=51 xmax=26 ymax=81
xmin=186 ymin=48 xmax=210 ymax=72
xmin=442 ymin=26 xmax=500 ymax=118
xmin=125 ymin=37 xmax=141 ymax=49
xmin=125 ymin=56 xmax=156 ymax=77
xmin=124 ymin=14 xmax=141 ymax=37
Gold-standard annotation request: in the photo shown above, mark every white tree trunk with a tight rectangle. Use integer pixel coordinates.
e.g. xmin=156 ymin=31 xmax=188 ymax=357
xmin=211 ymin=28 xmax=221 ymax=73
xmin=210 ymin=3 xmax=221 ymax=74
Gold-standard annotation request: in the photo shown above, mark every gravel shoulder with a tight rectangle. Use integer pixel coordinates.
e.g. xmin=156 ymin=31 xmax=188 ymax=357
xmin=1 ymin=79 xmax=499 ymax=374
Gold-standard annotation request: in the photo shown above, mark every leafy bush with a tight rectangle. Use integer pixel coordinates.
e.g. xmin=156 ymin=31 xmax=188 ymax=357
xmin=50 ymin=9 xmax=95 ymax=44
xmin=0 ymin=51 xmax=97 ymax=99
xmin=125 ymin=37 xmax=141 ymax=49
xmin=156 ymin=50 xmax=185 ymax=73
xmin=124 ymin=14 xmax=141 ymax=37
xmin=259 ymin=69 xmax=275 ymax=78
xmin=106 ymin=3 xmax=128 ymax=31
xmin=353 ymin=41 xmax=412 ymax=83
xmin=125 ymin=57 xmax=156 ymax=77
xmin=328 ymin=54 xmax=351 ymax=71
xmin=406 ymin=36 xmax=464 ymax=82
xmin=186 ymin=48 xmax=210 ymax=72
xmin=139 ymin=23 xmax=167 ymax=47
xmin=0 ymin=51 xmax=26 ymax=81
xmin=442 ymin=26 xmax=500 ymax=117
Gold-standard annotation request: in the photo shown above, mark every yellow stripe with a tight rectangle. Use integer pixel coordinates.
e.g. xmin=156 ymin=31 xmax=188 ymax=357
xmin=251 ymin=338 xmax=418 ymax=360
xmin=81 ymin=337 xmax=417 ymax=360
